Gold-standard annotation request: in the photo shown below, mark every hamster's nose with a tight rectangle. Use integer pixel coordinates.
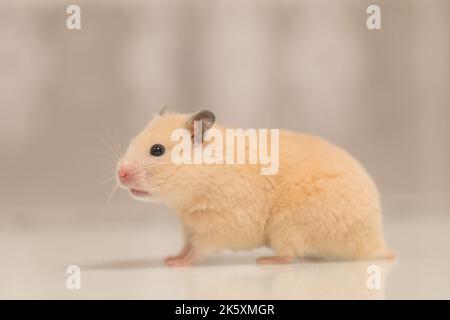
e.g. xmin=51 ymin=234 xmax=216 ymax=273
xmin=117 ymin=165 xmax=134 ymax=184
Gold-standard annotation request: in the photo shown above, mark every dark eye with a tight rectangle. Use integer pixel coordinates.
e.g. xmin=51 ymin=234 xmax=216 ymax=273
xmin=150 ymin=144 xmax=165 ymax=156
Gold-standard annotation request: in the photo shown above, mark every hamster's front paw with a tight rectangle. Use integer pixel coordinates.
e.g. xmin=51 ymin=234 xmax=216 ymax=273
xmin=165 ymin=256 xmax=195 ymax=267
xmin=164 ymin=243 xmax=192 ymax=264
xmin=164 ymin=244 xmax=196 ymax=267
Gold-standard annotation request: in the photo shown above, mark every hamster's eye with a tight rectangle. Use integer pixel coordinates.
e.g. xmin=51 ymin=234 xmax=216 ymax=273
xmin=150 ymin=144 xmax=165 ymax=156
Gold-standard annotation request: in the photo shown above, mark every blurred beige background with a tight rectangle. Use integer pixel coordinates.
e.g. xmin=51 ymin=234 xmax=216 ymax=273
xmin=0 ymin=0 xmax=449 ymax=210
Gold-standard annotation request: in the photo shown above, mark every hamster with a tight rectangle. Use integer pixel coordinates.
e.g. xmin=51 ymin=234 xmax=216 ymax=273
xmin=117 ymin=109 xmax=394 ymax=266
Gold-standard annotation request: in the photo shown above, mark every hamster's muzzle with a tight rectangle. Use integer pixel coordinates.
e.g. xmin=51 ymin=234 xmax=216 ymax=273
xmin=117 ymin=164 xmax=135 ymax=185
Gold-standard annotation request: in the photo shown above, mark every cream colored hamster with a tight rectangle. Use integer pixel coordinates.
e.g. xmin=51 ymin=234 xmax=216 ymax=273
xmin=117 ymin=109 xmax=394 ymax=266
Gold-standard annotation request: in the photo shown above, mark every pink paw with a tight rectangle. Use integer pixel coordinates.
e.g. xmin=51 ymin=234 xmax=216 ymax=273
xmin=165 ymin=257 xmax=194 ymax=267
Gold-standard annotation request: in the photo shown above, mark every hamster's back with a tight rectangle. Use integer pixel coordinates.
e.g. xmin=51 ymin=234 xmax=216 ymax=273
xmin=265 ymin=130 xmax=387 ymax=259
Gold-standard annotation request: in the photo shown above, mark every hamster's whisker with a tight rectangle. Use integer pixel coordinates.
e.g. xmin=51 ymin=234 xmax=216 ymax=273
xmin=100 ymin=175 xmax=117 ymax=187
xmin=99 ymin=138 xmax=121 ymax=162
xmin=107 ymin=130 xmax=125 ymax=160
xmin=101 ymin=128 xmax=123 ymax=160
xmin=94 ymin=155 xmax=119 ymax=168
xmin=111 ymin=141 xmax=122 ymax=161
xmin=116 ymin=139 xmax=125 ymax=159
xmin=111 ymin=137 xmax=124 ymax=160
xmin=106 ymin=182 xmax=119 ymax=205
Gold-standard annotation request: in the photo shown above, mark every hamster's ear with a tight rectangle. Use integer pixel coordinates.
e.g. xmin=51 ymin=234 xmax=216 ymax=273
xmin=159 ymin=105 xmax=169 ymax=116
xmin=186 ymin=109 xmax=216 ymax=143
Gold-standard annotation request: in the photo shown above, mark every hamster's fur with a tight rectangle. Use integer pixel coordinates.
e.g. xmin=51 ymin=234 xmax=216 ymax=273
xmin=117 ymin=110 xmax=393 ymax=266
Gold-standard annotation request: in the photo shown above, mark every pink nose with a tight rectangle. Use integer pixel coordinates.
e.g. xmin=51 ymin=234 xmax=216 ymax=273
xmin=117 ymin=165 xmax=134 ymax=184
